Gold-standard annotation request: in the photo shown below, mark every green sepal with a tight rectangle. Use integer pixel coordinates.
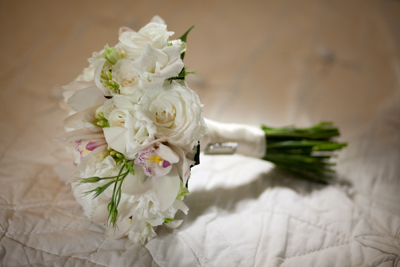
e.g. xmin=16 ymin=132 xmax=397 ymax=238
xmin=101 ymin=44 xmax=122 ymax=65
xmin=176 ymin=180 xmax=190 ymax=200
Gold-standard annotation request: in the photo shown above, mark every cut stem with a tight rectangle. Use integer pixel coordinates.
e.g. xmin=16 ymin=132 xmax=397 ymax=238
xmin=261 ymin=122 xmax=347 ymax=183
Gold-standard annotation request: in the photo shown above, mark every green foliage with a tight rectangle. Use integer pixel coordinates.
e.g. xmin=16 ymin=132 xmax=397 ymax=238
xmin=178 ymin=25 xmax=194 ymax=60
xmin=82 ymin=151 xmax=135 ymax=228
xmin=167 ymin=67 xmax=197 ymax=82
xmin=261 ymin=122 xmax=347 ymax=183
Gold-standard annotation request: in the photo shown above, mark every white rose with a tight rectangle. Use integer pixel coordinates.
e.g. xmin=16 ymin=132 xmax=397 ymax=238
xmin=169 ymin=39 xmax=186 ymax=54
xmin=140 ymin=81 xmax=208 ymax=152
xmin=131 ymin=44 xmax=184 ymax=87
xmin=112 ymin=58 xmax=141 ymax=95
xmin=103 ymin=106 xmax=157 ymax=159
xmin=118 ymin=19 xmax=174 ymax=59
xmin=97 ymin=94 xmax=142 ymax=122
xmin=108 ymin=108 xmax=130 ymax=127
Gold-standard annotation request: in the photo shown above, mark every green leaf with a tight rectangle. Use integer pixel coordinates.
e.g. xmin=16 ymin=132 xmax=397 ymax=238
xmin=178 ymin=25 xmax=194 ymax=60
xmin=167 ymin=67 xmax=197 ymax=82
xmin=178 ymin=25 xmax=195 ymax=43
xmin=83 ymin=180 xmax=115 ymax=199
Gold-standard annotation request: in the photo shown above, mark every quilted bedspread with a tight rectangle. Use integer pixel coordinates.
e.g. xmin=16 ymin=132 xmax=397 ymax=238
xmin=1 ymin=0 xmax=400 ymax=266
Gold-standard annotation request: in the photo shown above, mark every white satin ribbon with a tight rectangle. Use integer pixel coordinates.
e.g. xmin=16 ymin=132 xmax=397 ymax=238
xmin=201 ymin=118 xmax=266 ymax=158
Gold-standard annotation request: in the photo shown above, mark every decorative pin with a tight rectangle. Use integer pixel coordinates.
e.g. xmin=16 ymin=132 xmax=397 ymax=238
xmin=204 ymin=142 xmax=238 ymax=155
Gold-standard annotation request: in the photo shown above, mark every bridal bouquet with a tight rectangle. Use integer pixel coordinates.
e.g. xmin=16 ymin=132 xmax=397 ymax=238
xmin=57 ymin=16 xmax=206 ymax=243
xmin=56 ymin=16 xmax=346 ymax=244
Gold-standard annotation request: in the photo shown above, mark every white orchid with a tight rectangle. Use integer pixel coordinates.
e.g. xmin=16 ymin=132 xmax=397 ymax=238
xmin=134 ymin=143 xmax=179 ymax=178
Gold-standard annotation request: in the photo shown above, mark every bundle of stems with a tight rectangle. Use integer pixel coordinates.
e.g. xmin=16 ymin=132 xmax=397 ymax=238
xmin=261 ymin=122 xmax=347 ymax=184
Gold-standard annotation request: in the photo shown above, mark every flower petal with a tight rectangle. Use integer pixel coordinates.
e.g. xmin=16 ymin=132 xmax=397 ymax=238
xmin=62 ymin=81 xmax=94 ymax=91
xmin=62 ymin=106 xmax=99 ymax=130
xmin=53 ymin=129 xmax=105 ymax=146
xmin=157 ymin=143 xmax=179 ymax=164
xmin=150 ymin=15 xmax=166 ymax=25
xmin=103 ymin=127 xmax=129 ymax=154
xmin=67 ymin=87 xmax=105 ymax=112
xmin=151 ymin=166 xmax=180 ymax=211
xmin=168 ymin=143 xmax=193 ymax=185
xmin=121 ymin=165 xmax=152 ymax=195
xmin=94 ymin=57 xmax=111 ymax=95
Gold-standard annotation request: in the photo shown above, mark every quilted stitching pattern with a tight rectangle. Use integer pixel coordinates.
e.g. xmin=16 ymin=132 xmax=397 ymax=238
xmin=1 ymin=0 xmax=400 ymax=266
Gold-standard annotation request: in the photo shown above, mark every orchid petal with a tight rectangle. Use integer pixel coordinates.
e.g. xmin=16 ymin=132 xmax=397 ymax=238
xmin=151 ymin=167 xmax=180 ymax=211
xmin=168 ymin=144 xmax=193 ymax=185
xmin=62 ymin=81 xmax=97 ymax=103
xmin=121 ymin=165 xmax=152 ymax=195
xmin=103 ymin=127 xmax=129 ymax=154
xmin=134 ymin=144 xmax=179 ymax=178
xmin=62 ymin=81 xmax=94 ymax=91
xmin=62 ymin=106 xmax=99 ymax=130
xmin=67 ymin=87 xmax=105 ymax=112
xmin=157 ymin=143 xmax=179 ymax=164
xmin=53 ymin=129 xmax=105 ymax=146
xmin=86 ymin=139 xmax=108 ymax=151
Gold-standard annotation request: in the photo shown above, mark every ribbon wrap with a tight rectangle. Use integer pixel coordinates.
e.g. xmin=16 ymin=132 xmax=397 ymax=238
xmin=201 ymin=118 xmax=266 ymax=158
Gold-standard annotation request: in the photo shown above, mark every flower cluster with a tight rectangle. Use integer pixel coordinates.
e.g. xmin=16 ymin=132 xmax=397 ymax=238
xmin=57 ymin=16 xmax=207 ymax=244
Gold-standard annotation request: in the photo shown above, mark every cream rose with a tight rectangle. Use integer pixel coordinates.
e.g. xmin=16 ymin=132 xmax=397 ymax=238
xmin=118 ymin=17 xmax=174 ymax=59
xmin=108 ymin=108 xmax=130 ymax=127
xmin=140 ymin=81 xmax=208 ymax=152
xmin=131 ymin=44 xmax=184 ymax=87
xmin=112 ymin=58 xmax=141 ymax=95
xmin=103 ymin=107 xmax=157 ymax=159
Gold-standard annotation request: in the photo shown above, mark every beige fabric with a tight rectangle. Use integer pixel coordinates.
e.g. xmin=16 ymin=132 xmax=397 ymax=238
xmin=1 ymin=0 xmax=400 ymax=266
